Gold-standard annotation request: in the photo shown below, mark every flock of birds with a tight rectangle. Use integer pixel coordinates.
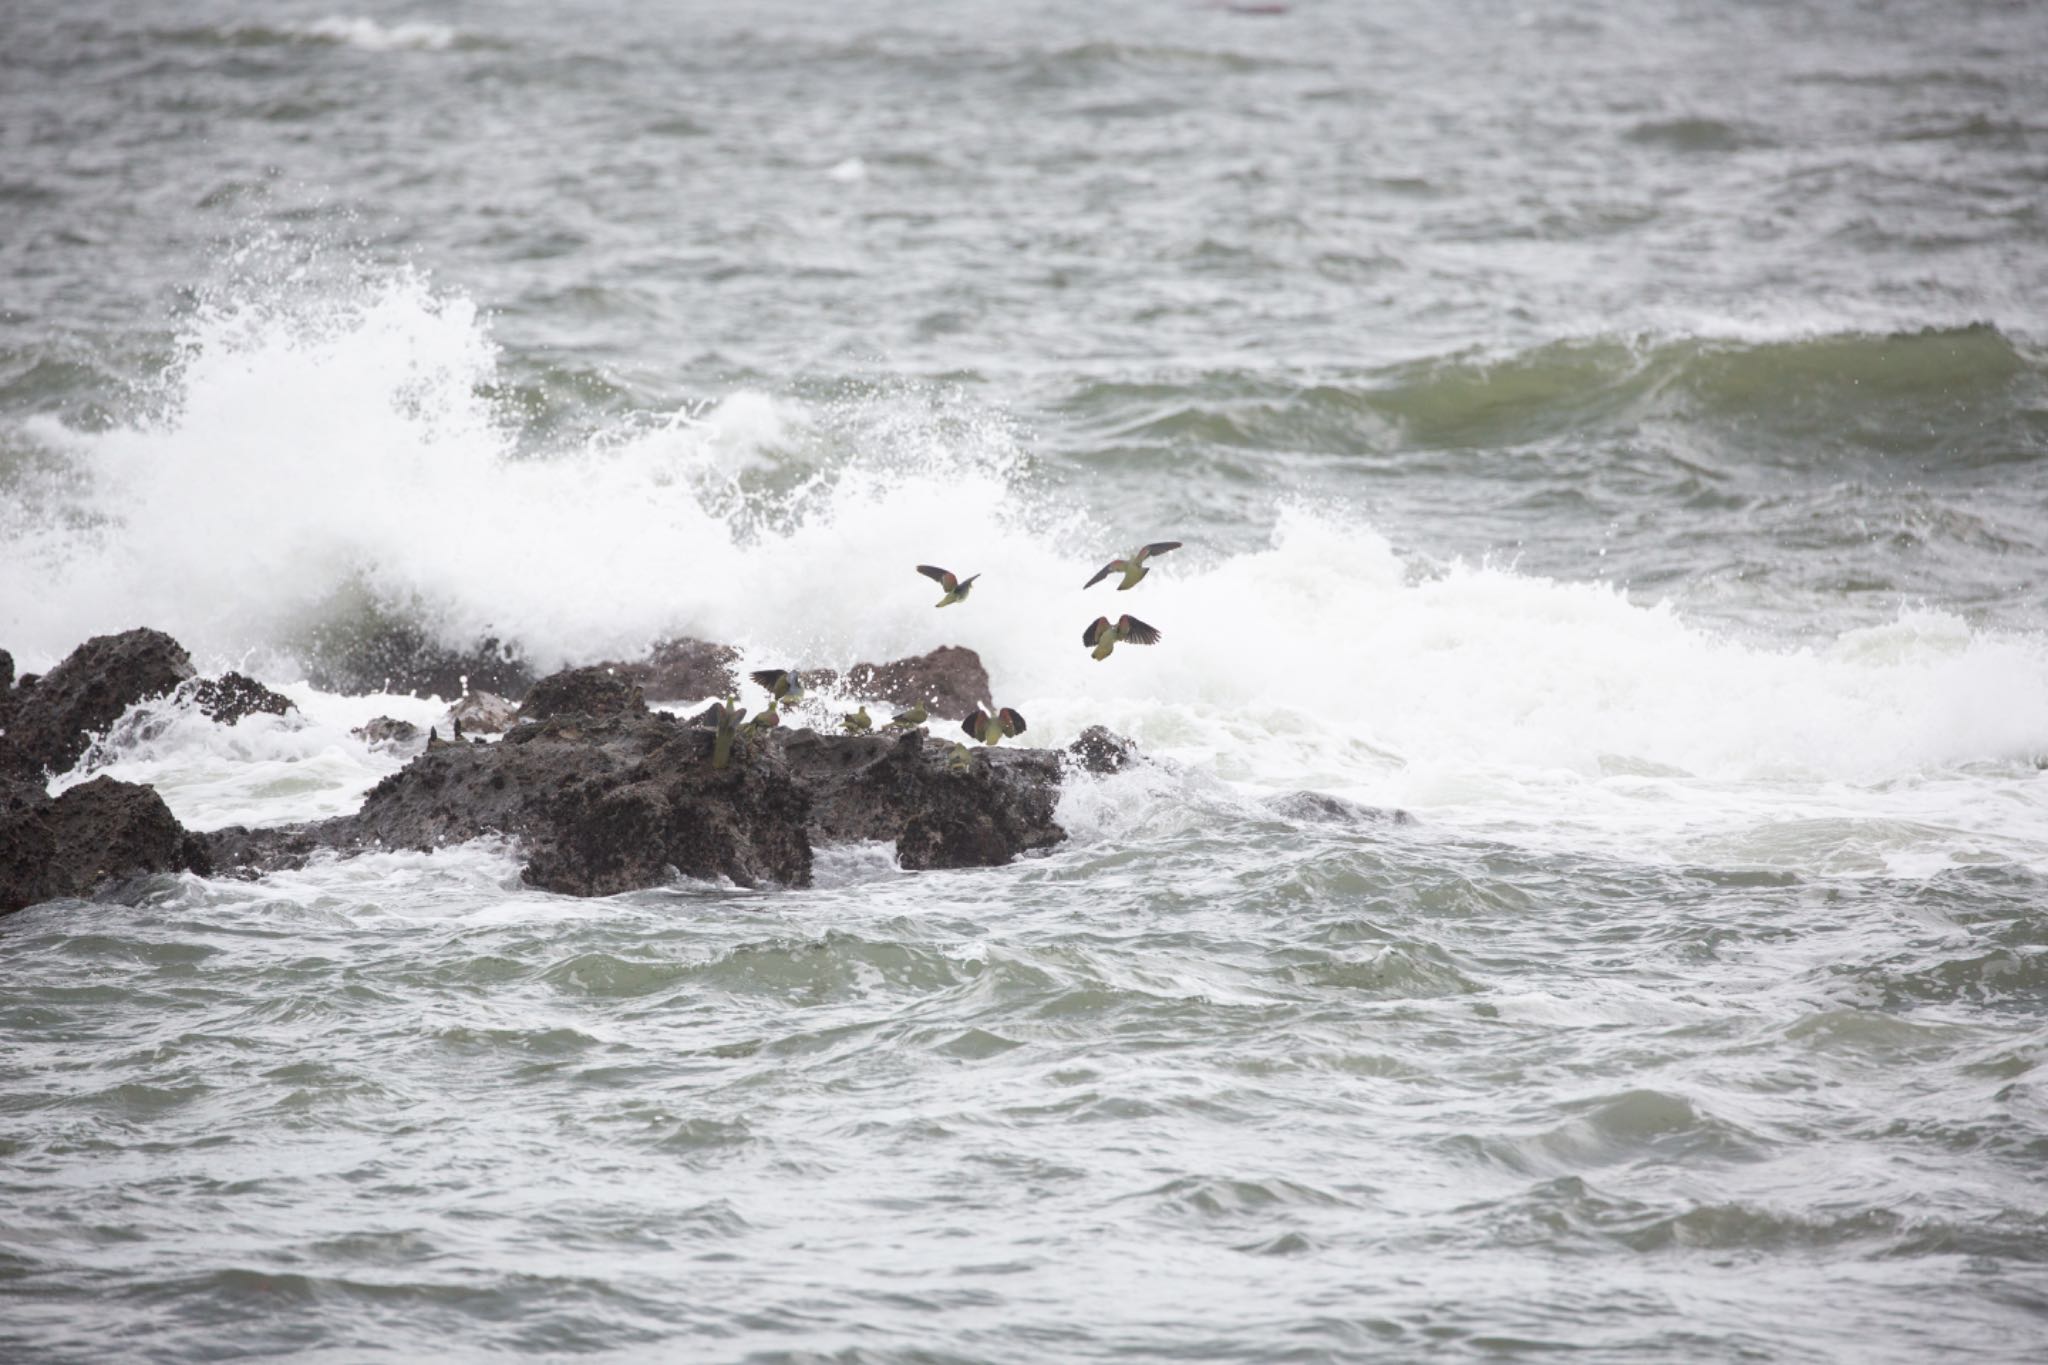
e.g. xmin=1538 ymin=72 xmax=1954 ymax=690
xmin=705 ymin=541 xmax=1181 ymax=770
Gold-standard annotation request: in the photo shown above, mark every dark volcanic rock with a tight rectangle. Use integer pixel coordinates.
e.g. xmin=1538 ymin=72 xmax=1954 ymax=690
xmin=600 ymin=638 xmax=741 ymax=702
xmin=5 ymin=629 xmax=196 ymax=776
xmin=518 ymin=668 xmax=647 ymax=722
xmin=342 ymin=709 xmax=811 ymax=892
xmin=2 ymin=775 xmax=209 ymax=914
xmin=188 ymin=672 xmax=296 ymax=726
xmin=0 ymin=648 xmax=13 ymax=693
xmin=810 ymin=646 xmax=992 ymax=722
xmin=781 ymin=726 xmax=1065 ymax=869
xmin=1067 ymin=725 xmax=1138 ymax=775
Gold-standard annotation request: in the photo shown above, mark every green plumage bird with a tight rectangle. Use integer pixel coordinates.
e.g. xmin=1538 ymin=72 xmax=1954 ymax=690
xmin=916 ymin=564 xmax=981 ymax=607
xmin=743 ymin=703 xmax=781 ymax=735
xmin=1083 ymin=614 xmax=1162 ymax=661
xmin=749 ymin=668 xmax=805 ymax=704
xmin=1083 ymin=541 xmax=1181 ymax=591
xmin=888 ymin=700 xmax=928 ymax=729
xmin=962 ymin=706 xmax=1027 ymax=746
xmin=710 ymin=699 xmax=746 ymax=769
xmin=842 ymin=705 xmax=872 ymax=734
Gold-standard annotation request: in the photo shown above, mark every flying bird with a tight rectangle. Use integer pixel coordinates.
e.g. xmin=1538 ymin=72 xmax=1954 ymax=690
xmin=917 ymin=564 xmax=981 ymax=607
xmin=962 ymin=706 xmax=1027 ymax=746
xmin=1083 ymin=541 xmax=1182 ymax=591
xmin=749 ymin=668 xmax=805 ymax=704
xmin=1083 ymin=614 xmax=1162 ymax=660
xmin=888 ymin=700 xmax=929 ymax=729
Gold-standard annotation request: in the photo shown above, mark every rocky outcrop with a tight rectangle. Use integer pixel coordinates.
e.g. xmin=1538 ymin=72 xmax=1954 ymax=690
xmin=1 ymin=775 xmax=210 ymax=914
xmin=518 ymin=667 xmax=647 ymax=723
xmin=3 ymin=630 xmax=1175 ymax=914
xmin=2 ymin=629 xmax=196 ymax=777
xmin=808 ymin=645 xmax=992 ymax=721
xmin=187 ymin=672 xmax=296 ymax=726
xmin=597 ymin=638 xmax=740 ymax=702
xmin=782 ymin=726 xmax=1065 ymax=868
xmin=447 ymin=691 xmax=520 ymax=735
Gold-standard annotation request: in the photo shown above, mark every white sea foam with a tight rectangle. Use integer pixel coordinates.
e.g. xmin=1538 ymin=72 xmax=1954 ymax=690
xmin=303 ymin=17 xmax=457 ymax=52
xmin=7 ymin=265 xmax=2046 ymax=871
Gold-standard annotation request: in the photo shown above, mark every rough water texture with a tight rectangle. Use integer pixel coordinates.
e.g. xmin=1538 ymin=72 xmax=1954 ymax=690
xmin=3 ymin=0 xmax=2048 ymax=1361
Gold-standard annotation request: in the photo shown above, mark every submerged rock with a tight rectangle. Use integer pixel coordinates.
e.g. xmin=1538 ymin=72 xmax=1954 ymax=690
xmin=1263 ymin=790 xmax=1412 ymax=826
xmin=1 ymin=775 xmax=210 ymax=915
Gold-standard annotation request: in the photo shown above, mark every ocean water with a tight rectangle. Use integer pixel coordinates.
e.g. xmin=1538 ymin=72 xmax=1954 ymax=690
xmin=4 ymin=1 xmax=2048 ymax=1360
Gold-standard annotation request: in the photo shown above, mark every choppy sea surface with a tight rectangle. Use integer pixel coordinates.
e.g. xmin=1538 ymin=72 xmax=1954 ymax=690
xmin=4 ymin=1 xmax=2048 ymax=1359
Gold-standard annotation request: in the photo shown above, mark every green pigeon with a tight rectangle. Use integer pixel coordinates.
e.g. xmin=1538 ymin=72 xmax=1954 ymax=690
xmin=842 ymin=705 xmax=872 ymax=734
xmin=1083 ymin=541 xmax=1181 ymax=591
xmin=1083 ymin=614 xmax=1162 ymax=661
xmin=711 ymin=699 xmax=746 ymax=769
xmin=962 ymin=706 xmax=1026 ymax=746
xmin=916 ymin=564 xmax=981 ymax=607
xmin=749 ymin=668 xmax=805 ymax=704
xmin=743 ymin=703 xmax=782 ymax=735
xmin=947 ymin=741 xmax=975 ymax=773
xmin=888 ymin=699 xmax=928 ymax=729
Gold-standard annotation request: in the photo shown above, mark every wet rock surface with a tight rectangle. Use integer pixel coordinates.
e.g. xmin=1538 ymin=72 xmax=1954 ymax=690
xmin=2 ymin=630 xmax=1166 ymax=912
xmin=1 ymin=775 xmax=210 ymax=914
xmin=598 ymin=638 xmax=740 ymax=702
xmin=3 ymin=629 xmax=196 ymax=777
xmin=188 ymin=672 xmax=296 ymax=726
xmin=806 ymin=646 xmax=992 ymax=721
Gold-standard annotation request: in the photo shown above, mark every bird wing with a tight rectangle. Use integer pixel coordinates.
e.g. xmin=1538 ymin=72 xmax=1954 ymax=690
xmin=748 ymin=668 xmax=785 ymax=691
xmin=1139 ymin=541 xmax=1182 ymax=560
xmin=1119 ymin=615 xmax=1163 ymax=645
xmin=1082 ymin=560 xmax=1123 ymax=589
xmin=961 ymin=709 xmax=989 ymax=740
xmin=958 ymin=573 xmax=980 ymax=589
xmin=998 ymin=707 xmax=1027 ymax=737
xmin=1083 ymin=617 xmax=1110 ymax=647
xmin=916 ymin=565 xmax=957 ymax=590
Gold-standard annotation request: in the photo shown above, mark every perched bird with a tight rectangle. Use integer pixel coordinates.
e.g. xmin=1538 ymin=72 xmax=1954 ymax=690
xmin=842 ymin=705 xmax=872 ymax=734
xmin=916 ymin=564 xmax=981 ymax=607
xmin=947 ymin=741 xmax=975 ymax=773
xmin=888 ymin=699 xmax=929 ymax=729
xmin=744 ymin=704 xmax=782 ymax=735
xmin=1083 ymin=541 xmax=1182 ymax=591
xmin=749 ymin=668 xmax=805 ymax=704
xmin=1083 ymin=614 xmax=1162 ymax=660
xmin=711 ymin=700 xmax=746 ymax=769
xmin=962 ymin=706 xmax=1027 ymax=746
